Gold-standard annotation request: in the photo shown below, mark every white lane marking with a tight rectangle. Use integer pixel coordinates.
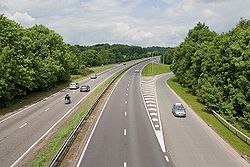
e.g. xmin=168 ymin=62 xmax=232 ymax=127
xmin=144 ymin=97 xmax=155 ymax=101
xmin=126 ymin=88 xmax=129 ymax=91
xmin=165 ymin=156 xmax=169 ymax=162
xmin=148 ymin=108 xmax=157 ymax=111
xmin=125 ymin=112 xmax=127 ymax=116
xmin=11 ymin=68 xmax=119 ymax=167
xmin=19 ymin=123 xmax=27 ymax=129
xmin=125 ymin=101 xmax=128 ymax=104
xmin=124 ymin=162 xmax=127 ymax=167
xmin=152 ymin=118 xmax=159 ymax=122
xmin=0 ymin=102 xmax=38 ymax=124
xmin=126 ymin=93 xmax=128 ymax=96
xmin=145 ymin=100 xmax=155 ymax=104
xmin=147 ymin=104 xmax=157 ymax=107
xmin=128 ymin=84 xmax=130 ymax=87
xmin=155 ymin=125 xmax=160 ymax=128
xmin=124 ymin=129 xmax=127 ymax=136
xmin=150 ymin=112 xmax=157 ymax=116
xmin=76 ymin=68 xmax=130 ymax=167
xmin=45 ymin=108 xmax=50 ymax=111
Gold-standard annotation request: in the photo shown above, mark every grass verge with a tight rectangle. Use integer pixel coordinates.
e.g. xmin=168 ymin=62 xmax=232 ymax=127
xmin=28 ymin=67 xmax=127 ymax=167
xmin=167 ymin=76 xmax=250 ymax=157
xmin=142 ymin=63 xmax=171 ymax=76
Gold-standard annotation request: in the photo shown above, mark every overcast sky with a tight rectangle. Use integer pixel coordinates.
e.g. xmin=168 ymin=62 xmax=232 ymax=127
xmin=0 ymin=0 xmax=249 ymax=47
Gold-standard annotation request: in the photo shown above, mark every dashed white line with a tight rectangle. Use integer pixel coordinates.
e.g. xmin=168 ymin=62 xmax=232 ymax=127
xmin=125 ymin=101 xmax=128 ymax=104
xmin=165 ymin=156 xmax=169 ymax=162
xmin=125 ymin=112 xmax=127 ymax=116
xmin=124 ymin=129 xmax=127 ymax=136
xmin=19 ymin=123 xmax=27 ymax=129
xmin=124 ymin=162 xmax=127 ymax=167
xmin=126 ymin=88 xmax=129 ymax=91
xmin=45 ymin=108 xmax=50 ymax=111
xmin=126 ymin=93 xmax=128 ymax=96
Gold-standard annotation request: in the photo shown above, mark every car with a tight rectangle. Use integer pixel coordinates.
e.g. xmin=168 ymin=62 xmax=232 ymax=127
xmin=80 ymin=85 xmax=90 ymax=92
xmin=123 ymin=63 xmax=126 ymax=65
xmin=172 ymin=103 xmax=186 ymax=117
xmin=135 ymin=69 xmax=140 ymax=73
xmin=69 ymin=82 xmax=79 ymax=89
xmin=90 ymin=74 xmax=97 ymax=79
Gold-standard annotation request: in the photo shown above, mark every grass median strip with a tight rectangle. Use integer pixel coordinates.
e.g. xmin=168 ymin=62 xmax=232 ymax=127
xmin=167 ymin=76 xmax=250 ymax=157
xmin=142 ymin=63 xmax=171 ymax=76
xmin=28 ymin=67 xmax=126 ymax=167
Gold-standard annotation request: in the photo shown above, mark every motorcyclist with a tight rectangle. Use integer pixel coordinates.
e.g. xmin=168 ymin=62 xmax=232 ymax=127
xmin=65 ymin=94 xmax=71 ymax=103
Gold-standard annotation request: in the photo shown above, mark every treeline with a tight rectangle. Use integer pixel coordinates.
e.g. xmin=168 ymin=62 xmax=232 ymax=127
xmin=171 ymin=20 xmax=250 ymax=130
xmin=0 ymin=15 xmax=166 ymax=107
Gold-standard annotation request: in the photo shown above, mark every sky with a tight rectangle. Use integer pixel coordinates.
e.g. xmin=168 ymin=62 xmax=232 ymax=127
xmin=0 ymin=0 xmax=249 ymax=47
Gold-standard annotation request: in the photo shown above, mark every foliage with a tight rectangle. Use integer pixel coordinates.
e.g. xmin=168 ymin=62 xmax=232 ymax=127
xmin=171 ymin=20 xmax=250 ymax=130
xmin=0 ymin=15 xmax=166 ymax=107
xmin=161 ymin=48 xmax=174 ymax=64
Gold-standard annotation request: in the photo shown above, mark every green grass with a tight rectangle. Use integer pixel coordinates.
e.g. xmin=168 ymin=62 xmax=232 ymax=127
xmin=167 ymin=76 xmax=250 ymax=156
xmin=28 ymin=67 xmax=127 ymax=167
xmin=142 ymin=63 xmax=171 ymax=76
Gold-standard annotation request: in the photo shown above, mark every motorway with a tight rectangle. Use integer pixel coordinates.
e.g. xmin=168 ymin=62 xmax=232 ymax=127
xmin=156 ymin=73 xmax=249 ymax=167
xmin=77 ymin=62 xmax=172 ymax=167
xmin=0 ymin=59 xmax=142 ymax=167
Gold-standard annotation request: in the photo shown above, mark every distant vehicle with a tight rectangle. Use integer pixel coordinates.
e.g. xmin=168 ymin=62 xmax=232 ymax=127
xmin=90 ymin=74 xmax=97 ymax=79
xmin=80 ymin=85 xmax=90 ymax=92
xmin=123 ymin=63 xmax=126 ymax=65
xmin=135 ymin=69 xmax=140 ymax=73
xmin=69 ymin=83 xmax=80 ymax=89
xmin=172 ymin=103 xmax=186 ymax=117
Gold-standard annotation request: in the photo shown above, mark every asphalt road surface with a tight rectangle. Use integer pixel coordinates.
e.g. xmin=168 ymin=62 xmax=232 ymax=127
xmin=0 ymin=59 xmax=142 ymax=167
xmin=156 ymin=73 xmax=249 ymax=167
xmin=77 ymin=62 xmax=171 ymax=167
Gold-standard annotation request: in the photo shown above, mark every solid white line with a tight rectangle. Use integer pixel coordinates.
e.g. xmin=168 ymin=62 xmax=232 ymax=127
xmin=124 ymin=129 xmax=127 ymax=136
xmin=124 ymin=162 xmax=127 ymax=167
xmin=165 ymin=155 xmax=169 ymax=162
xmin=45 ymin=108 xmax=50 ymax=111
xmin=11 ymin=70 xmax=116 ymax=167
xmin=19 ymin=123 xmax=27 ymax=129
xmin=76 ymin=68 xmax=130 ymax=167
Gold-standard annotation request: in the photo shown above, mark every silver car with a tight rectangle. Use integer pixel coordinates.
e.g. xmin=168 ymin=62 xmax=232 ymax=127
xmin=69 ymin=83 xmax=79 ymax=89
xmin=172 ymin=103 xmax=186 ymax=117
xmin=90 ymin=74 xmax=97 ymax=79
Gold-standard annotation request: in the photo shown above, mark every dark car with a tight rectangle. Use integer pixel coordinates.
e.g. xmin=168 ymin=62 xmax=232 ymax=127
xmin=90 ymin=74 xmax=97 ymax=79
xmin=80 ymin=85 xmax=90 ymax=92
xmin=172 ymin=103 xmax=186 ymax=117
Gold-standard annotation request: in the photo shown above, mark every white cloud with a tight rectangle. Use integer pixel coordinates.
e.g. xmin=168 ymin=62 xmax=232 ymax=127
xmin=9 ymin=12 xmax=35 ymax=27
xmin=0 ymin=0 xmax=249 ymax=47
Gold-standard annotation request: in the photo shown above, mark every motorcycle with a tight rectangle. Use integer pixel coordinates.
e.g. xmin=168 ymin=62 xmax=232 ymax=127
xmin=64 ymin=98 xmax=71 ymax=104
